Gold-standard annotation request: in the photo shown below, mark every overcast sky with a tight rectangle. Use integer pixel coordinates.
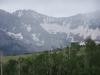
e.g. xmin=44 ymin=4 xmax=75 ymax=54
xmin=0 ymin=0 xmax=98 ymax=17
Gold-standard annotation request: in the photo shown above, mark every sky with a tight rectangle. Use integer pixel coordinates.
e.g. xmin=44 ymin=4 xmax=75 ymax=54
xmin=0 ymin=0 xmax=98 ymax=17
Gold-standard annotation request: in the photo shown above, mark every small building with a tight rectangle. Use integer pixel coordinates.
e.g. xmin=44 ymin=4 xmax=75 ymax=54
xmin=79 ymin=41 xmax=85 ymax=46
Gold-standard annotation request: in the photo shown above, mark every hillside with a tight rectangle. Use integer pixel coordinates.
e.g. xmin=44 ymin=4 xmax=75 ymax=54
xmin=0 ymin=9 xmax=100 ymax=54
xmin=1 ymin=39 xmax=100 ymax=75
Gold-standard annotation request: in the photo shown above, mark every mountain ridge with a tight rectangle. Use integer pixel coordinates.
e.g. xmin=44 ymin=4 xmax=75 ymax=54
xmin=0 ymin=9 xmax=100 ymax=55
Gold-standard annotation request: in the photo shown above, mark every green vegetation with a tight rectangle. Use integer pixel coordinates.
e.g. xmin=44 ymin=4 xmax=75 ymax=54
xmin=3 ymin=52 xmax=38 ymax=62
xmin=0 ymin=38 xmax=100 ymax=75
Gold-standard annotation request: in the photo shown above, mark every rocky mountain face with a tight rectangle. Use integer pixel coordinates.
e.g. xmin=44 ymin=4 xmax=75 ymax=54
xmin=0 ymin=9 xmax=100 ymax=55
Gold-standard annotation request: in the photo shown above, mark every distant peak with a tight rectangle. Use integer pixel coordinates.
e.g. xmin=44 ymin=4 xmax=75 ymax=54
xmin=14 ymin=9 xmax=38 ymax=13
xmin=0 ymin=9 xmax=9 ymax=13
xmin=0 ymin=9 xmax=6 ymax=12
xmin=13 ymin=9 xmax=41 ymax=15
xmin=13 ymin=9 xmax=44 ymax=17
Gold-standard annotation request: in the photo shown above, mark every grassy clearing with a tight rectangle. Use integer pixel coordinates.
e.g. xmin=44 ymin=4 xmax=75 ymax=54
xmin=2 ymin=52 xmax=41 ymax=62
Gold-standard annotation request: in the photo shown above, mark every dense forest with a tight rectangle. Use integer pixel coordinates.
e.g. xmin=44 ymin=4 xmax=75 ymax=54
xmin=0 ymin=38 xmax=100 ymax=75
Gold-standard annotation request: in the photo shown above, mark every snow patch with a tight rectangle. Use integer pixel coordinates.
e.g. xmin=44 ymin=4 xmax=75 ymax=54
xmin=17 ymin=11 xmax=23 ymax=17
xmin=7 ymin=32 xmax=23 ymax=40
xmin=32 ymin=33 xmax=44 ymax=46
xmin=32 ymin=34 xmax=40 ymax=42
xmin=24 ymin=24 xmax=32 ymax=32
xmin=40 ymin=23 xmax=100 ymax=40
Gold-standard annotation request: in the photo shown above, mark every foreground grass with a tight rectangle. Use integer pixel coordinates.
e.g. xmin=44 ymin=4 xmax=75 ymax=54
xmin=2 ymin=52 xmax=42 ymax=63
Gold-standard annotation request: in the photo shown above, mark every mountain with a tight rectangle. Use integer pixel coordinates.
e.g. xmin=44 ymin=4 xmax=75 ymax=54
xmin=0 ymin=9 xmax=100 ymax=55
xmin=0 ymin=29 xmax=29 ymax=55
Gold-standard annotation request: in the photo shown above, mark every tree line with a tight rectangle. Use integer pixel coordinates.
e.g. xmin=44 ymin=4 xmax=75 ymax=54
xmin=0 ymin=38 xmax=100 ymax=75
